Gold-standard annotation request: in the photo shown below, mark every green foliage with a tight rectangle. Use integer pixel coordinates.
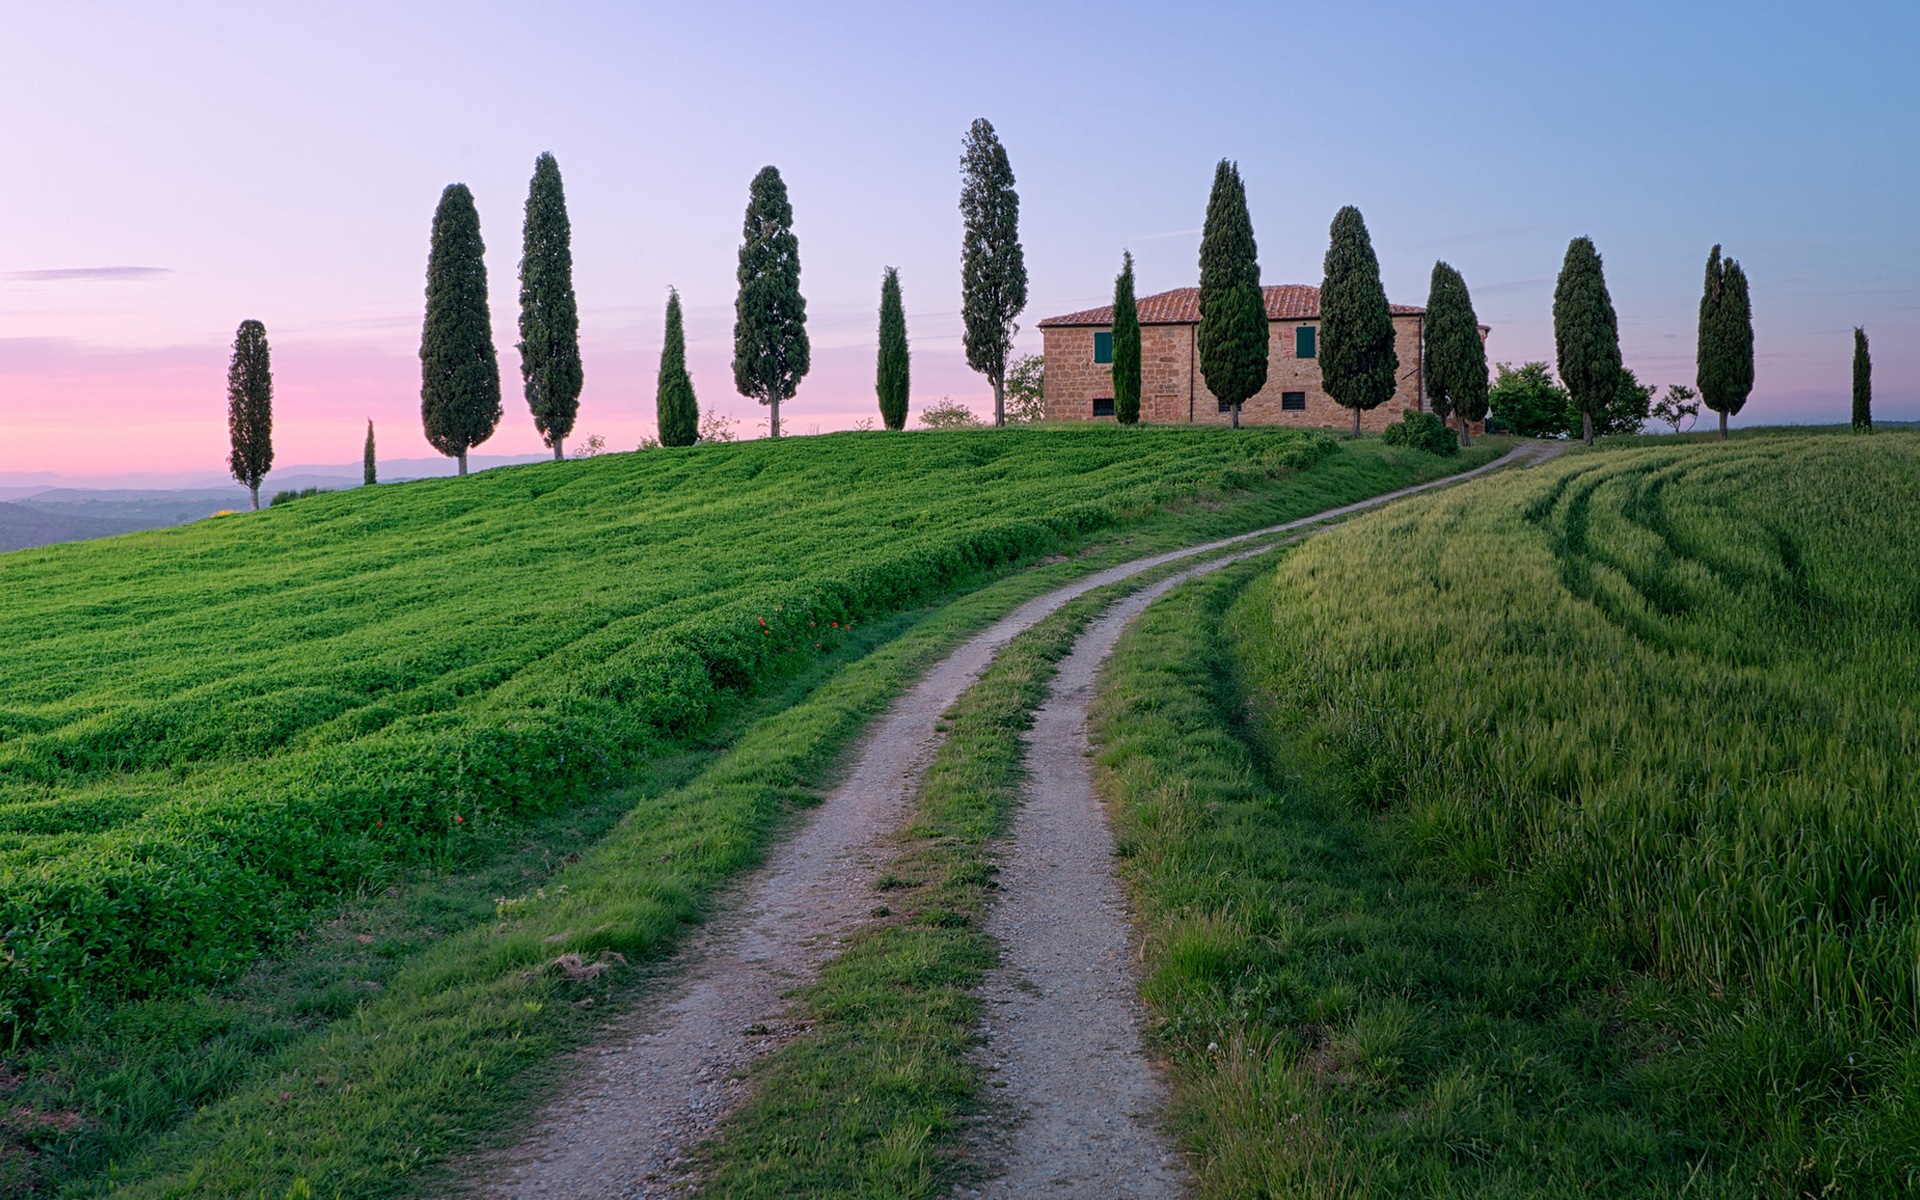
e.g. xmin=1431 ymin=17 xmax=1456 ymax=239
xmin=1379 ymin=409 xmax=1459 ymax=456
xmin=267 ymin=486 xmax=330 ymax=507
xmin=1111 ymin=251 xmax=1142 ymax=425
xmin=420 ymin=183 xmax=502 ymax=475
xmin=0 ymin=427 xmax=1343 ymax=1044
xmin=226 ymin=319 xmax=273 ymax=509
xmin=732 ymin=166 xmax=810 ymax=437
xmin=1422 ymin=261 xmax=1487 ymax=444
xmin=1651 ymin=383 xmax=1700 ymax=434
xmin=1553 ymin=236 xmax=1622 ymax=446
xmin=1594 ymin=365 xmax=1654 ymax=437
xmin=363 ymin=420 xmax=377 ymax=485
xmin=959 ymin=118 xmax=1027 ymax=426
xmin=1697 ymin=245 xmax=1756 ymax=439
xmin=656 ymin=289 xmax=698 ymax=447
xmin=916 ymin=398 xmax=982 ymax=429
xmin=1196 ymin=160 xmax=1267 ymax=426
xmin=877 ymin=267 xmax=910 ymax=431
xmin=1004 ymin=353 xmax=1045 ymax=424
xmin=517 ymin=153 xmax=583 ymax=461
xmin=1319 ymin=206 xmax=1399 ymax=436
xmin=1853 ymin=327 xmax=1872 ymax=432
xmin=1214 ymin=435 xmax=1920 ymax=1193
xmin=1488 ymin=361 xmax=1572 ymax=437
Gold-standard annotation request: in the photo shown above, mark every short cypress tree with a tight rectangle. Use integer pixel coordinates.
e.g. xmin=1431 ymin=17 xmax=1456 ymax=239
xmin=657 ymin=288 xmax=699 ymax=447
xmin=876 ymin=267 xmax=910 ymax=431
xmin=420 ymin=183 xmax=502 ymax=475
xmin=1111 ymin=250 xmax=1142 ymax=425
xmin=732 ymin=166 xmax=809 ymax=438
xmin=1196 ymin=160 xmax=1267 ymax=429
xmin=1553 ymin=236 xmax=1622 ymax=447
xmin=1319 ymin=206 xmax=1399 ymax=437
xmin=363 ymin=420 xmax=377 ymax=485
xmin=1696 ymin=246 xmax=1755 ymax=441
xmin=960 ymin=118 xmax=1028 ymax=427
xmin=1853 ymin=327 xmax=1872 ymax=433
xmin=226 ymin=319 xmax=273 ymax=511
xmin=518 ymin=152 xmax=583 ymax=461
xmin=1423 ymin=261 xmax=1489 ymax=447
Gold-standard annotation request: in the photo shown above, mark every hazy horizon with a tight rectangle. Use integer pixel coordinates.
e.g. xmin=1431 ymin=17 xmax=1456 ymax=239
xmin=5 ymin=1 xmax=1915 ymax=477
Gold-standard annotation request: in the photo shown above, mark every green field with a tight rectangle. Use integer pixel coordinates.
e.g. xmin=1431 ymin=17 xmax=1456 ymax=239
xmin=1094 ymin=432 xmax=1920 ymax=1196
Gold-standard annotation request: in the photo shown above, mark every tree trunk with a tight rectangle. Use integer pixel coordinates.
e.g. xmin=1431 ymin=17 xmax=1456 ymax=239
xmin=1719 ymin=410 xmax=1728 ymax=441
xmin=1582 ymin=410 xmax=1594 ymax=447
xmin=1352 ymin=406 xmax=1362 ymax=438
xmin=249 ymin=484 xmax=259 ymax=511
xmin=552 ymin=440 xmax=564 ymax=462
xmin=458 ymin=450 xmax=468 ymax=476
xmin=770 ymin=396 xmax=781 ymax=439
xmin=992 ymin=371 xmax=1006 ymax=427
xmin=1460 ymin=420 xmax=1472 ymax=449
xmin=1231 ymin=401 xmax=1240 ymax=430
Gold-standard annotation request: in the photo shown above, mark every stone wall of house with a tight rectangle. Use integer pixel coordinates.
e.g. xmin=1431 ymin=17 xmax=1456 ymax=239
xmin=1042 ymin=316 xmax=1431 ymax=433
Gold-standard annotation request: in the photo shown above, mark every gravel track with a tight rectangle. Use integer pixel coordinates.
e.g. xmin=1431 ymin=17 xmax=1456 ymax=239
xmin=472 ymin=444 xmax=1549 ymax=1199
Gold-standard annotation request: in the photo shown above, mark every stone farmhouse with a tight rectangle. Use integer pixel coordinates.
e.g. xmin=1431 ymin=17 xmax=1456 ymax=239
xmin=1038 ymin=284 xmax=1445 ymax=432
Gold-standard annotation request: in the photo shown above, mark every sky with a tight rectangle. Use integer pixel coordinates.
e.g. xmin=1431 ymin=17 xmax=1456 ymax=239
xmin=3 ymin=1 xmax=1916 ymax=479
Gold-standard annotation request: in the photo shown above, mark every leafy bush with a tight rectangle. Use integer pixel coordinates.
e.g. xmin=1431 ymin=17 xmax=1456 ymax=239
xmin=917 ymin=398 xmax=983 ymax=429
xmin=267 ymin=486 xmax=330 ymax=507
xmin=0 ymin=426 xmax=1339 ymax=1039
xmin=1379 ymin=409 xmax=1458 ymax=456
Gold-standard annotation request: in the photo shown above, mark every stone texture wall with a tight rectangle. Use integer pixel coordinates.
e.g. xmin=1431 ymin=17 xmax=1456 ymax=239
xmin=1042 ymin=316 xmax=1430 ymax=432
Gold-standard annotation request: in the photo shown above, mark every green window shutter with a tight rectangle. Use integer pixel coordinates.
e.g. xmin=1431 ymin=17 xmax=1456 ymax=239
xmin=1296 ymin=326 xmax=1316 ymax=358
xmin=1093 ymin=331 xmax=1113 ymax=364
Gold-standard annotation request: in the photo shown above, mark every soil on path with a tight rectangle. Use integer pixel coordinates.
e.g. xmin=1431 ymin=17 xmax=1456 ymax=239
xmin=472 ymin=443 xmax=1552 ymax=1199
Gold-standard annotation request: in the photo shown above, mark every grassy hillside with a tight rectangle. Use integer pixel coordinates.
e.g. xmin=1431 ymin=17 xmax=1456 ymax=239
xmin=0 ymin=426 xmax=1360 ymax=1042
xmin=1092 ymin=431 xmax=1918 ymax=1195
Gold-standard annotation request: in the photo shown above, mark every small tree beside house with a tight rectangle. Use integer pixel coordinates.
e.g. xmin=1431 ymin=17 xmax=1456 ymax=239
xmin=1423 ymin=261 xmax=1488 ymax=446
xmin=1111 ymin=251 xmax=1141 ymax=425
xmin=1196 ymin=160 xmax=1267 ymax=429
xmin=1319 ymin=206 xmax=1398 ymax=437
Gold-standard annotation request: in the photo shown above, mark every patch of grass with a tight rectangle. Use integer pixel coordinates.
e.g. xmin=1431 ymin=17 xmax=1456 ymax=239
xmin=1090 ymin=433 xmax=1920 ymax=1197
xmin=3 ymin=436 xmax=1499 ymax=1199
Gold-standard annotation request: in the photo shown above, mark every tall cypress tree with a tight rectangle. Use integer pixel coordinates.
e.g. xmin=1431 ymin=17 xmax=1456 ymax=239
xmin=226 ymin=318 xmax=273 ymax=511
xmin=1319 ymin=206 xmax=1399 ymax=437
xmin=518 ymin=152 xmax=583 ymax=461
xmin=1196 ymin=160 xmax=1267 ymax=429
xmin=732 ymin=166 xmax=809 ymax=438
xmin=1553 ymin=236 xmax=1622 ymax=447
xmin=363 ymin=420 xmax=377 ymax=485
xmin=420 ymin=183 xmax=502 ymax=475
xmin=1111 ymin=250 xmax=1142 ymax=425
xmin=1696 ymin=246 xmax=1755 ymax=441
xmin=876 ymin=267 xmax=910 ymax=431
xmin=1853 ymin=327 xmax=1872 ymax=433
xmin=959 ymin=118 xmax=1028 ymax=427
xmin=657 ymin=288 xmax=698 ymax=447
xmin=1423 ymin=261 xmax=1489 ymax=447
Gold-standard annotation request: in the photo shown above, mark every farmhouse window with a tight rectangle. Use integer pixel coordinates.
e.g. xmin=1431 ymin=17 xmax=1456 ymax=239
xmin=1296 ymin=326 xmax=1316 ymax=358
xmin=1217 ymin=397 xmax=1236 ymax=413
xmin=1093 ymin=331 xmax=1113 ymax=363
xmin=1092 ymin=397 xmax=1115 ymax=417
xmin=1282 ymin=391 xmax=1307 ymax=411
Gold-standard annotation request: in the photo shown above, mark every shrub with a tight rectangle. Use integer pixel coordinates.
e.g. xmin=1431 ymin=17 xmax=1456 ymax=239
xmin=1379 ymin=409 xmax=1458 ymax=456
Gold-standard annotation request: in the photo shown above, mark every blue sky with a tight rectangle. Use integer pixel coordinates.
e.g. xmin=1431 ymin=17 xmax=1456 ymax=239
xmin=2 ymin=0 xmax=1915 ymax=473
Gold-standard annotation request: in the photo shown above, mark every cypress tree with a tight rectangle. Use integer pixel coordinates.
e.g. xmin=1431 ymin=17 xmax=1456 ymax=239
xmin=1423 ymin=261 xmax=1489 ymax=447
xmin=1696 ymin=246 xmax=1755 ymax=441
xmin=363 ymin=420 xmax=377 ymax=485
xmin=518 ymin=152 xmax=583 ymax=461
xmin=226 ymin=318 xmax=273 ymax=511
xmin=657 ymin=288 xmax=699 ymax=447
xmin=1196 ymin=160 xmax=1267 ymax=429
xmin=876 ymin=267 xmax=910 ymax=431
xmin=1111 ymin=250 xmax=1142 ymax=425
xmin=959 ymin=118 xmax=1028 ymax=426
xmin=732 ymin=166 xmax=809 ymax=438
xmin=420 ymin=183 xmax=502 ymax=475
xmin=1553 ymin=236 xmax=1622 ymax=447
xmin=1853 ymin=327 xmax=1872 ymax=433
xmin=1319 ymin=206 xmax=1399 ymax=437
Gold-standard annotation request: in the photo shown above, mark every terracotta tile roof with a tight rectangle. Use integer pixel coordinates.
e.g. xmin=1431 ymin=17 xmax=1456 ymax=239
xmin=1037 ymin=284 xmax=1423 ymax=327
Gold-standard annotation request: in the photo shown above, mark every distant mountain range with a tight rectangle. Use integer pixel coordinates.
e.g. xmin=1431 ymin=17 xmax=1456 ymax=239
xmin=0 ymin=454 xmax=551 ymax=553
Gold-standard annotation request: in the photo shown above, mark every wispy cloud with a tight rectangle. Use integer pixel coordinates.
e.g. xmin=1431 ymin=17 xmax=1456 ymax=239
xmin=1135 ymin=228 xmax=1201 ymax=241
xmin=3 ymin=266 xmax=173 ymax=283
xmin=1477 ymin=276 xmax=1553 ymax=296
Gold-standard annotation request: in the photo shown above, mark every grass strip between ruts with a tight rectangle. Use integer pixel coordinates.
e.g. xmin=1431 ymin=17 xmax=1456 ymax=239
xmin=66 ymin=443 xmax=1501 ymax=1200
